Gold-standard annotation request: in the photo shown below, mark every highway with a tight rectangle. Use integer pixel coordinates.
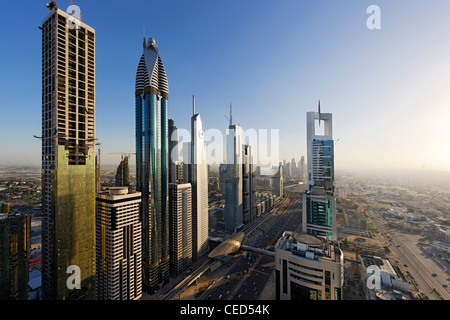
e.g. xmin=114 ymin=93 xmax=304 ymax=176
xmin=198 ymin=185 xmax=305 ymax=300
xmin=366 ymin=209 xmax=450 ymax=300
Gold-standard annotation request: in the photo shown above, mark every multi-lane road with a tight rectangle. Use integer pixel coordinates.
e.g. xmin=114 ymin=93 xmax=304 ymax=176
xmin=366 ymin=209 xmax=450 ymax=300
xmin=197 ymin=184 xmax=305 ymax=300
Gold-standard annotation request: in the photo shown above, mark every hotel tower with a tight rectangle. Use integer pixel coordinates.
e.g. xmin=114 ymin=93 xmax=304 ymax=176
xmin=41 ymin=2 xmax=96 ymax=300
xmin=135 ymin=35 xmax=170 ymax=291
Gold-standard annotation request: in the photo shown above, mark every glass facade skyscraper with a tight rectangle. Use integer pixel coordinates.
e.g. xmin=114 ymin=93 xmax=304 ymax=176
xmin=302 ymin=107 xmax=337 ymax=240
xmin=135 ymin=36 xmax=169 ymax=290
xmin=0 ymin=206 xmax=31 ymax=300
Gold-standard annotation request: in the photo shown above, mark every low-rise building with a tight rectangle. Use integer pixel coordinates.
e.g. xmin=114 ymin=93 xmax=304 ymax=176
xmin=275 ymin=231 xmax=343 ymax=300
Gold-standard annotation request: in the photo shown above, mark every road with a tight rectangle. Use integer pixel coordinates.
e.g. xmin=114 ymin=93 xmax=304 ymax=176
xmin=198 ymin=185 xmax=305 ymax=300
xmin=366 ymin=209 xmax=450 ymax=300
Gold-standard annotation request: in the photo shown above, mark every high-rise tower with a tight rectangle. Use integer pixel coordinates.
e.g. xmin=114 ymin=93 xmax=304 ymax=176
xmin=41 ymin=3 xmax=96 ymax=300
xmin=188 ymin=96 xmax=209 ymax=260
xmin=169 ymin=183 xmax=192 ymax=275
xmin=302 ymin=102 xmax=336 ymax=240
xmin=242 ymin=144 xmax=255 ymax=224
xmin=224 ymin=104 xmax=244 ymax=233
xmin=96 ymin=187 xmax=142 ymax=300
xmin=135 ymin=35 xmax=170 ymax=290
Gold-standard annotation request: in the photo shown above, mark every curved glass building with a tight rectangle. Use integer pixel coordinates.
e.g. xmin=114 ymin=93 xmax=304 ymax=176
xmin=135 ymin=37 xmax=169 ymax=291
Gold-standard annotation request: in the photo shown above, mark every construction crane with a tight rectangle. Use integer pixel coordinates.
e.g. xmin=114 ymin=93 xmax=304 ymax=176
xmin=46 ymin=1 xmax=56 ymax=12
xmin=96 ymin=143 xmax=102 ymax=193
xmin=46 ymin=1 xmax=81 ymax=20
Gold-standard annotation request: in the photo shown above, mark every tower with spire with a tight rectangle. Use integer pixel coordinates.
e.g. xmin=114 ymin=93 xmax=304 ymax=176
xmin=135 ymin=31 xmax=170 ymax=291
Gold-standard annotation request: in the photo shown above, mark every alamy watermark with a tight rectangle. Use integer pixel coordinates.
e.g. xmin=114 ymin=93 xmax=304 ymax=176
xmin=366 ymin=265 xmax=382 ymax=290
xmin=66 ymin=265 xmax=81 ymax=290
xmin=67 ymin=5 xmax=82 ymax=30
xmin=172 ymin=127 xmax=280 ymax=176
xmin=367 ymin=5 xmax=381 ymax=30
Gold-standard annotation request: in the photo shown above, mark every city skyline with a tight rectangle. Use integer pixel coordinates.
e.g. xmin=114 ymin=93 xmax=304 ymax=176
xmin=1 ymin=1 xmax=450 ymax=173
xmin=1 ymin=0 xmax=449 ymax=306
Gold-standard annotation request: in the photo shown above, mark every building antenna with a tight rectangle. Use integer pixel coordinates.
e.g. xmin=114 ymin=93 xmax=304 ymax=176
xmin=230 ymin=102 xmax=233 ymax=126
xmin=318 ymin=99 xmax=321 ymax=127
xmin=193 ymin=94 xmax=195 ymax=116
xmin=143 ymin=27 xmax=146 ymax=49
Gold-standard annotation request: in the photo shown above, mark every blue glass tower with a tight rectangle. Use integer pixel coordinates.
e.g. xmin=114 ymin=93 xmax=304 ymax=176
xmin=135 ymin=36 xmax=169 ymax=291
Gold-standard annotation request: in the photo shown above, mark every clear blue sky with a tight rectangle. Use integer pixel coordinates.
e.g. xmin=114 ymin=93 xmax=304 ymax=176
xmin=1 ymin=0 xmax=450 ymax=171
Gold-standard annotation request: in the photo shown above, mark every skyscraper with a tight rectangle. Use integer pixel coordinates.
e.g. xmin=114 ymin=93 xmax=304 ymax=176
xmin=224 ymin=105 xmax=244 ymax=233
xmin=291 ymin=158 xmax=297 ymax=178
xmin=188 ymin=96 xmax=209 ymax=260
xmin=96 ymin=187 xmax=142 ymax=300
xmin=242 ymin=144 xmax=255 ymax=224
xmin=135 ymin=35 xmax=169 ymax=290
xmin=271 ymin=164 xmax=284 ymax=198
xmin=41 ymin=4 xmax=96 ymax=300
xmin=169 ymin=183 xmax=192 ymax=275
xmin=168 ymin=118 xmax=179 ymax=184
xmin=299 ymin=155 xmax=305 ymax=181
xmin=302 ymin=103 xmax=337 ymax=240
xmin=115 ymin=154 xmax=130 ymax=187
xmin=0 ymin=204 xmax=31 ymax=300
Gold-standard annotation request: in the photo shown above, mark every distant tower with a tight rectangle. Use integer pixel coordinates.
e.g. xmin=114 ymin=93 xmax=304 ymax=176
xmin=242 ymin=144 xmax=255 ymax=224
xmin=291 ymin=158 xmax=297 ymax=177
xmin=115 ymin=155 xmax=130 ymax=187
xmin=225 ymin=104 xmax=244 ymax=233
xmin=168 ymin=119 xmax=179 ymax=184
xmin=135 ymin=34 xmax=170 ymax=290
xmin=96 ymin=187 xmax=142 ymax=300
xmin=302 ymin=102 xmax=336 ymax=240
xmin=300 ymin=156 xmax=305 ymax=181
xmin=41 ymin=4 xmax=96 ymax=300
xmin=271 ymin=165 xmax=284 ymax=197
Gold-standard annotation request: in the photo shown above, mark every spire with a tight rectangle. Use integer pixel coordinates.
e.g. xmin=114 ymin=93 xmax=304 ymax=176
xmin=143 ymin=27 xmax=146 ymax=50
xmin=193 ymin=94 xmax=196 ymax=116
xmin=230 ymin=102 xmax=233 ymax=126
xmin=318 ymin=99 xmax=321 ymax=127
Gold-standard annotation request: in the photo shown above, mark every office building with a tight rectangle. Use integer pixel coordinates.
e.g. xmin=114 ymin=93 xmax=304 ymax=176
xmin=115 ymin=154 xmax=130 ymax=187
xmin=242 ymin=144 xmax=255 ymax=224
xmin=169 ymin=118 xmax=179 ymax=184
xmin=135 ymin=35 xmax=170 ymax=290
xmin=169 ymin=183 xmax=192 ymax=275
xmin=275 ymin=231 xmax=343 ymax=300
xmin=41 ymin=3 xmax=96 ymax=300
xmin=271 ymin=164 xmax=283 ymax=198
xmin=302 ymin=104 xmax=337 ymax=240
xmin=224 ymin=105 xmax=244 ymax=233
xmin=299 ymin=156 xmax=305 ymax=181
xmin=0 ymin=205 xmax=31 ymax=300
xmin=187 ymin=96 xmax=209 ymax=259
xmin=291 ymin=158 xmax=296 ymax=177
xmin=219 ymin=163 xmax=227 ymax=194
xmin=96 ymin=187 xmax=142 ymax=300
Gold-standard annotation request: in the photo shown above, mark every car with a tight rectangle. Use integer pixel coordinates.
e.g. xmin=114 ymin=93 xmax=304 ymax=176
xmin=432 ymin=273 xmax=437 ymax=277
